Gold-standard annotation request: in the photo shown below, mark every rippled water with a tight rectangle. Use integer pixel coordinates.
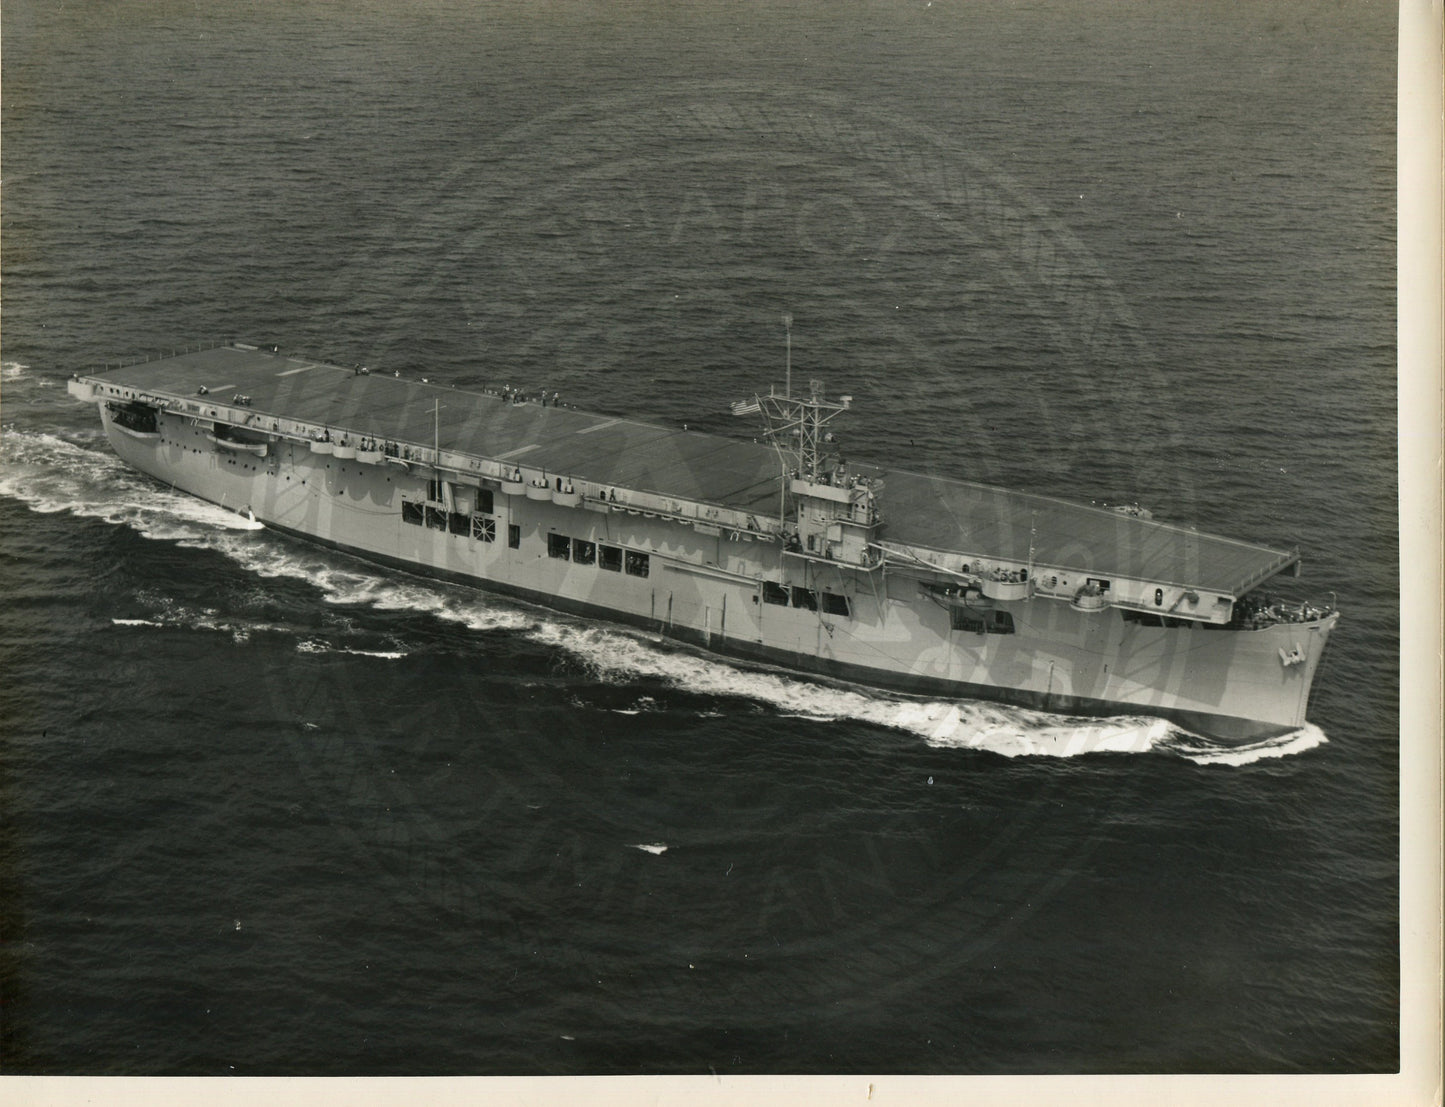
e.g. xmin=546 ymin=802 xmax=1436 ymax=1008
xmin=1 ymin=0 xmax=1397 ymax=1075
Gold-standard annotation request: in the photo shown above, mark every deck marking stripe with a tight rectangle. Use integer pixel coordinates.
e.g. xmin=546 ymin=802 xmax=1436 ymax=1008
xmin=276 ymin=364 xmax=317 ymax=377
xmin=576 ymin=418 xmax=622 ymax=435
xmin=496 ymin=444 xmax=541 ymax=459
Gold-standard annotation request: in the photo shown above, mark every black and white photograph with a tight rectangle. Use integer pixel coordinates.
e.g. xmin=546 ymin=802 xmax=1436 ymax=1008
xmin=1 ymin=0 xmax=1437 ymax=1100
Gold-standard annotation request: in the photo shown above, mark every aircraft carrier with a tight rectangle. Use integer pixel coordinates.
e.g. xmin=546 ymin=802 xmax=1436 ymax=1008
xmin=69 ymin=342 xmax=1339 ymax=741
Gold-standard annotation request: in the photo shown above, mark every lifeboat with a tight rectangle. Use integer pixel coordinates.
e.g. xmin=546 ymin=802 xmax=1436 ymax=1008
xmin=115 ymin=423 xmax=161 ymax=440
xmin=923 ymin=583 xmax=994 ymax=610
xmin=979 ymin=571 xmax=1032 ymax=602
xmin=208 ymin=434 xmax=268 ymax=457
xmin=207 ymin=425 xmax=268 ymax=456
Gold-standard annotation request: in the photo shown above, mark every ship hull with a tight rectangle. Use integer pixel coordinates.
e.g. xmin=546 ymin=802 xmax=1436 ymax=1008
xmin=95 ymin=403 xmax=1335 ymax=744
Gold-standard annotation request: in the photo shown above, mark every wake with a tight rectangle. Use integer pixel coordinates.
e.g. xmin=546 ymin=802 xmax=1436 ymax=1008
xmin=2 ymin=429 xmax=1326 ymax=763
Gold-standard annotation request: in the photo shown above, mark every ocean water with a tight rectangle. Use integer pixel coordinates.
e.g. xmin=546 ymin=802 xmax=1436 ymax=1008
xmin=0 ymin=0 xmax=1398 ymax=1075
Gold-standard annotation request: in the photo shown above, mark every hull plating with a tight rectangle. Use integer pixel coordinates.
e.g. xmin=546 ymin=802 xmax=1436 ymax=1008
xmin=100 ymin=405 xmax=1335 ymax=742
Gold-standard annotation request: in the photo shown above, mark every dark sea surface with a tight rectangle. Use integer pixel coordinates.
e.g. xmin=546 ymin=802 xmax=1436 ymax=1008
xmin=1 ymin=0 xmax=1399 ymax=1076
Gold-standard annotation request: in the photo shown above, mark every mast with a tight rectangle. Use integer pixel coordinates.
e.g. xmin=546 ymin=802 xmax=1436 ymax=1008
xmin=729 ymin=320 xmax=880 ymax=568
xmin=783 ymin=312 xmax=792 ymax=400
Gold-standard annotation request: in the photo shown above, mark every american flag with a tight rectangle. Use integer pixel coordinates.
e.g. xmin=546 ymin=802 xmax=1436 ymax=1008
xmin=730 ymin=398 xmax=762 ymax=416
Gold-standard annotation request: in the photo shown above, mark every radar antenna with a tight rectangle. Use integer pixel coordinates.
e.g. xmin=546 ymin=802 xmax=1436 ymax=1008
xmin=727 ymin=320 xmax=880 ymax=566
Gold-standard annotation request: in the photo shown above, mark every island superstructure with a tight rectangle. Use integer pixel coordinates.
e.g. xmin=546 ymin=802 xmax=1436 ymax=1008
xmin=69 ymin=342 xmax=1338 ymax=741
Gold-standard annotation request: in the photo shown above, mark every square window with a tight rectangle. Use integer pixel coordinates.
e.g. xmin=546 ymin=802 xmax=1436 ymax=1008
xmin=599 ymin=545 xmax=622 ymax=571
xmin=950 ymin=608 xmax=985 ymax=634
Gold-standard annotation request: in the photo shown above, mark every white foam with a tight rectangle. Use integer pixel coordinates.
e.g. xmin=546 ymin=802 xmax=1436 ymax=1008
xmin=0 ymin=431 xmax=528 ymax=636
xmin=918 ymin=708 xmax=1171 ymax=758
xmin=526 ymin=621 xmax=1169 ymax=758
xmin=306 ymin=564 xmax=536 ymax=634
xmin=108 ymin=588 xmax=294 ymax=643
xmin=296 ymin=638 xmax=407 ymax=659
xmin=0 ymin=430 xmax=268 ymax=543
xmin=1169 ymin=723 xmax=1329 ymax=766
xmin=630 ymin=843 xmax=668 ymax=855
xmin=2 ymin=361 xmax=31 ymax=380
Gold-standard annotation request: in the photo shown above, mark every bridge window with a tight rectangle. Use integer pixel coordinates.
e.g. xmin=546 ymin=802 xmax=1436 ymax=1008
xmin=763 ymin=582 xmax=789 ymax=606
xmin=425 ymin=506 xmax=448 ymax=531
xmin=508 ymin=524 xmax=520 ymax=549
xmin=599 ymin=545 xmax=622 ymax=572
xmin=427 ymin=478 xmax=442 ymax=502
xmin=821 ymin=592 xmax=850 ymax=617
xmin=548 ymin=533 xmax=570 ymax=560
xmin=625 ymin=551 xmax=650 ymax=578
xmin=572 ymin=538 xmax=596 ymax=566
xmin=472 ymin=515 xmax=496 ymax=543
xmin=791 ymin=587 xmax=818 ymax=611
xmin=402 ymin=501 xmax=425 ymax=526
xmin=448 ymin=511 xmax=470 ymax=536
xmin=476 ymin=489 xmax=494 ymax=514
